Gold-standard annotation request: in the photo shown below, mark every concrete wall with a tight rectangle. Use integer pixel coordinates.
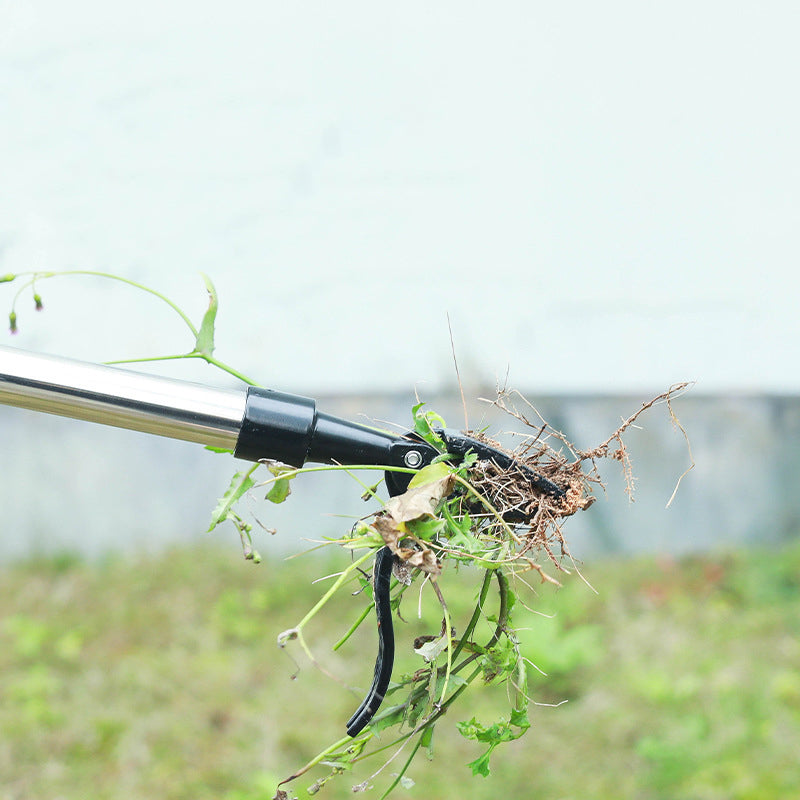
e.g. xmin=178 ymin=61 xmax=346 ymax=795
xmin=2 ymin=390 xmax=796 ymax=563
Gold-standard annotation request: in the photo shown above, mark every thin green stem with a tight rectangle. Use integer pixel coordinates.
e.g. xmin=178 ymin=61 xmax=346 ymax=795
xmin=108 ymin=352 xmax=260 ymax=386
xmin=429 ymin=664 xmax=482 ymax=720
xmin=202 ymin=354 xmax=259 ymax=386
xmin=278 ymin=734 xmax=358 ymax=787
xmin=333 ymin=602 xmax=373 ymax=651
xmin=378 ymin=737 xmax=423 ymax=800
xmin=11 ymin=278 xmax=36 ymax=312
xmin=256 ymin=463 xmax=417 ymax=489
xmin=451 ymin=472 xmax=521 ymax=545
xmin=449 ymin=568 xmax=494 ymax=664
xmin=485 ymin=569 xmax=510 ymax=650
xmin=104 ymin=354 xmax=198 ymax=365
xmin=8 ymin=271 xmax=263 ymax=386
xmin=451 ymin=568 xmax=510 ymax=675
xmin=352 ymin=664 xmax=483 ymax=765
xmin=429 ymin=579 xmax=453 ymax=706
xmin=15 ymin=270 xmax=199 ymax=336
xmin=295 ymin=551 xmax=373 ymax=632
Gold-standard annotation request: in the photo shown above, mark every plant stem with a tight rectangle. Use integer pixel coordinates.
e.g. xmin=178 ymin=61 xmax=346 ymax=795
xmin=278 ymin=734 xmax=358 ymax=786
xmin=202 ymin=354 xmax=259 ymax=386
xmin=449 ymin=568 xmax=493 ymax=664
xmin=15 ymin=270 xmax=199 ymax=336
xmin=295 ymin=551 xmax=373 ymax=632
xmin=451 ymin=473 xmax=522 ymax=545
xmin=353 ymin=664 xmax=484 ymax=766
xmin=256 ymin=463 xmax=417 ymax=489
xmin=450 ymin=568 xmax=510 ymax=675
xmin=333 ymin=602 xmax=373 ymax=651
xmin=107 ymin=350 xmax=260 ymax=386
xmin=378 ymin=736 xmax=423 ymax=800
xmin=429 ymin=579 xmax=453 ymax=705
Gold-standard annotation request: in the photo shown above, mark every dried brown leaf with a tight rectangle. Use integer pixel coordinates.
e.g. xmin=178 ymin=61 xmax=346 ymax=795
xmin=384 ymin=475 xmax=454 ymax=524
xmin=400 ymin=546 xmax=442 ymax=576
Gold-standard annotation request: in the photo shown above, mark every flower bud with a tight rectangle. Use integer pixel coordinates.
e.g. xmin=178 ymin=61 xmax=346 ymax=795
xmin=34 ymin=293 xmax=43 ymax=311
xmin=0 ymin=274 xmax=15 ymax=283
xmin=8 ymin=311 xmax=18 ymax=333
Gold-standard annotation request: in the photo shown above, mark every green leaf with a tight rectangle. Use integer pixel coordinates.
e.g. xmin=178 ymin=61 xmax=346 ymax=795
xmin=481 ymin=636 xmax=517 ymax=682
xmin=433 ymin=672 xmax=467 ymax=701
xmin=456 ymin=717 xmax=480 ymax=739
xmin=444 ymin=510 xmax=484 ymax=554
xmin=369 ymin=703 xmax=406 ymax=733
xmin=510 ymin=707 xmax=531 ymax=730
xmin=266 ymin=477 xmax=291 ymax=504
xmin=208 ymin=470 xmax=255 ymax=531
xmin=457 ymin=711 xmax=530 ymax=776
xmin=406 ymin=516 xmax=445 ymax=541
xmin=194 ymin=273 xmax=218 ymax=357
xmin=465 ymin=748 xmax=494 ymax=777
xmin=204 ymin=445 xmax=233 ymax=454
xmin=411 ymin=402 xmax=446 ymax=450
xmin=505 ymin=586 xmax=517 ymax=616
xmin=407 ymin=461 xmax=453 ymax=489
xmin=405 ymin=671 xmax=433 ymax=728
xmin=265 ymin=464 xmax=294 ymax=504
xmin=511 ymin=656 xmax=529 ymax=720
xmin=459 ymin=450 xmax=478 ymax=468
xmin=421 ymin=723 xmax=435 ymax=760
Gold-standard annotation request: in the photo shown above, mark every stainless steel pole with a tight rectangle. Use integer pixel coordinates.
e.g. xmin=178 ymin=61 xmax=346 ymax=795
xmin=0 ymin=345 xmax=247 ymax=449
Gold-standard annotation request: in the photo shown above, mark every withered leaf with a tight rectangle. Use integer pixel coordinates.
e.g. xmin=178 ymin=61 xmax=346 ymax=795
xmin=414 ymin=632 xmax=449 ymax=662
xmin=384 ymin=474 xmax=454 ymax=524
xmin=401 ymin=547 xmax=441 ymax=576
xmin=370 ymin=476 xmax=450 ymax=576
xmin=372 ymin=520 xmax=442 ymax=576
xmin=373 ymin=514 xmax=402 ymax=550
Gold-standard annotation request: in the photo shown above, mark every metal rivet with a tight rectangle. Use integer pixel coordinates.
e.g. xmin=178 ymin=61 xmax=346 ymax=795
xmin=404 ymin=450 xmax=423 ymax=468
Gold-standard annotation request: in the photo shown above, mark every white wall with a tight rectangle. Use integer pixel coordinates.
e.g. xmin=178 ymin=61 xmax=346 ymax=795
xmin=1 ymin=1 xmax=798 ymax=395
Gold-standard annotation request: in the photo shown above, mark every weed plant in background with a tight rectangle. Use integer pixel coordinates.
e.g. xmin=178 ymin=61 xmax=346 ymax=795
xmin=2 ymin=273 xmax=692 ymax=798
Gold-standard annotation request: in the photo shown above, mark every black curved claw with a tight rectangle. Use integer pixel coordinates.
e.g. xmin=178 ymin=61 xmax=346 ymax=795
xmin=346 ymin=545 xmax=395 ymax=736
xmin=437 ymin=430 xmax=565 ymax=499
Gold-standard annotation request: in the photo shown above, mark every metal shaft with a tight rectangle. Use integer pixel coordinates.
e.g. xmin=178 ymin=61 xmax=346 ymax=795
xmin=0 ymin=346 xmax=247 ymax=449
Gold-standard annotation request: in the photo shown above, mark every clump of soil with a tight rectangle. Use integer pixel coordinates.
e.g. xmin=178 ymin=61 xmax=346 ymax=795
xmin=465 ymin=383 xmax=692 ymax=578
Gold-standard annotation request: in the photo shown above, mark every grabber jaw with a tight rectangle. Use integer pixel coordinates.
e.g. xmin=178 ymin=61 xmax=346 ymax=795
xmin=381 ymin=428 xmax=566 ymax=502
xmin=436 ymin=429 xmax=566 ymax=500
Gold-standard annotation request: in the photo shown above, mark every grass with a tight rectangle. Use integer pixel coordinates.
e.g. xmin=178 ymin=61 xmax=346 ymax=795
xmin=1 ymin=539 xmax=799 ymax=800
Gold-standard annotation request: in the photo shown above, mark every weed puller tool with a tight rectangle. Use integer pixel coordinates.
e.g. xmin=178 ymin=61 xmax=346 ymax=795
xmin=0 ymin=344 xmax=564 ymax=734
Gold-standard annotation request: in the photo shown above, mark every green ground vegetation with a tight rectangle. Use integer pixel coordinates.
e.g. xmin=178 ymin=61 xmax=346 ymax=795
xmin=1 ymin=539 xmax=798 ymax=800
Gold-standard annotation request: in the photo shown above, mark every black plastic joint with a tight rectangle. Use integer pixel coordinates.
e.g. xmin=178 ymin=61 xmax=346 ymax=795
xmin=233 ymin=386 xmax=405 ymax=470
xmin=306 ymin=412 xmax=399 ymax=466
xmin=234 ymin=387 xmax=316 ymax=467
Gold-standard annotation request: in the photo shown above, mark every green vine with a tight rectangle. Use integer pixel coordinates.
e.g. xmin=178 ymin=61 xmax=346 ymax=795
xmin=3 ymin=270 xmax=257 ymax=385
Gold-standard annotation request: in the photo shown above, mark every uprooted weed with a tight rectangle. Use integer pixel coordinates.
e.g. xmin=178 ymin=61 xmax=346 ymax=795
xmin=461 ymin=382 xmax=693 ymax=577
xmin=265 ymin=382 xmax=696 ymax=796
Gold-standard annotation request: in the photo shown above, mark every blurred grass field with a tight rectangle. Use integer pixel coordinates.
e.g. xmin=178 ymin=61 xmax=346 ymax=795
xmin=1 ymin=539 xmax=798 ymax=800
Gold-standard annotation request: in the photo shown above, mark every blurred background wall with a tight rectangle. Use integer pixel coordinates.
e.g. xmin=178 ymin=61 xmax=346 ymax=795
xmin=1 ymin=1 xmax=798 ymax=562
